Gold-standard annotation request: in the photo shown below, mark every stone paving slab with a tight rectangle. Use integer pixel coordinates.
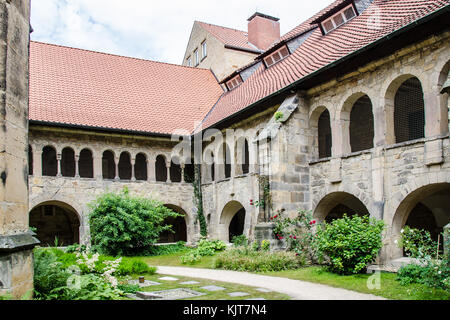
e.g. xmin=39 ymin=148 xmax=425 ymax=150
xmin=179 ymin=281 xmax=200 ymax=285
xmin=256 ymin=288 xmax=272 ymax=293
xmin=200 ymin=285 xmax=226 ymax=292
xmin=228 ymin=292 xmax=249 ymax=297
xmin=128 ymin=279 xmax=161 ymax=287
xmin=158 ymin=276 xmax=179 ymax=281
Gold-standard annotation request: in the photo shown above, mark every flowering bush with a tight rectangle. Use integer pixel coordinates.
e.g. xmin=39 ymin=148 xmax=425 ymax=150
xmin=271 ymin=209 xmax=321 ymax=263
xmin=315 ymin=214 xmax=385 ymax=274
xmin=397 ymin=226 xmax=438 ymax=259
xmin=180 ymin=239 xmax=227 ymax=264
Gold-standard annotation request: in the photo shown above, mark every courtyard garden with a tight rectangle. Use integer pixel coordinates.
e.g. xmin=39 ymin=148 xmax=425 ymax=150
xmin=3 ymin=188 xmax=447 ymax=301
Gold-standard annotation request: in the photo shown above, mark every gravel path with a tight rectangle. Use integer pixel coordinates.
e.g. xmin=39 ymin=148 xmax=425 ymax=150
xmin=156 ymin=266 xmax=387 ymax=300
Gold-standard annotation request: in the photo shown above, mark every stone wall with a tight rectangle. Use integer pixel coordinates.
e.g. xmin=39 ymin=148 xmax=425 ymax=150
xmin=0 ymin=0 xmax=38 ymax=299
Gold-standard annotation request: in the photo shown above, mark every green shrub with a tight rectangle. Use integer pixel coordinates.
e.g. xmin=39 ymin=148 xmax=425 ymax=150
xmin=398 ymin=226 xmax=439 ymax=259
xmin=232 ymin=235 xmax=248 ymax=247
xmin=88 ymin=187 xmax=182 ymax=256
xmin=117 ymin=283 xmax=140 ymax=294
xmin=180 ymin=239 xmax=226 ymax=264
xmin=316 ymin=214 xmax=385 ymax=274
xmin=116 ymin=257 xmax=156 ymax=275
xmin=397 ymin=260 xmax=449 ymax=291
xmin=214 ymin=248 xmax=304 ymax=272
xmin=146 ymin=241 xmax=187 ymax=256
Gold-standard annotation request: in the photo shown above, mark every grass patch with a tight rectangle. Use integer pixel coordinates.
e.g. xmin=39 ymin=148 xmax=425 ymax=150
xmin=120 ymin=274 xmax=290 ymax=300
xmin=260 ymin=266 xmax=450 ymax=300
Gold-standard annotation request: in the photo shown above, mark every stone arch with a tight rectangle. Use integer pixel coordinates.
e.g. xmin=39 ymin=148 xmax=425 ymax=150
xmin=42 ymin=145 xmax=57 ymax=176
xmin=118 ymin=151 xmax=132 ymax=180
xmin=383 ymin=73 xmax=426 ymax=145
xmin=310 ymin=106 xmax=332 ymax=159
xmin=29 ymin=200 xmax=82 ymax=246
xmin=102 ymin=150 xmax=116 ymax=179
xmin=339 ymin=92 xmax=375 ymax=153
xmin=313 ymin=189 xmax=370 ymax=223
xmin=390 ymin=182 xmax=450 ymax=259
xmin=61 ymin=147 xmax=76 ymax=177
xmin=219 ymin=201 xmax=246 ymax=243
xmin=436 ymin=59 xmax=450 ymax=135
xmin=79 ymin=148 xmax=94 ymax=178
xmin=155 ymin=154 xmax=168 ymax=182
xmin=134 ymin=153 xmax=148 ymax=181
xmin=159 ymin=204 xmax=189 ymax=243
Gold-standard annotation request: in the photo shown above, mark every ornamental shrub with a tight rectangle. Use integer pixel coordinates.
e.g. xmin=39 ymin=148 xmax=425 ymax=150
xmin=88 ymin=188 xmax=182 ymax=256
xmin=315 ymin=214 xmax=385 ymax=274
xmin=180 ymin=239 xmax=226 ymax=264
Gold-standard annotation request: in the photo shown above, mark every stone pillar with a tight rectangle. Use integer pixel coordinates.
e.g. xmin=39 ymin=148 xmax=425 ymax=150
xmin=166 ymin=162 xmax=171 ymax=183
xmin=147 ymin=157 xmax=156 ymax=182
xmin=131 ymin=157 xmax=136 ymax=181
xmin=0 ymin=0 xmax=39 ymax=299
xmin=114 ymin=156 xmax=119 ymax=180
xmin=74 ymin=154 xmax=80 ymax=178
xmin=180 ymin=163 xmax=185 ymax=183
xmin=56 ymin=152 xmax=62 ymax=177
xmin=93 ymin=154 xmax=103 ymax=180
xmin=32 ymin=148 xmax=42 ymax=177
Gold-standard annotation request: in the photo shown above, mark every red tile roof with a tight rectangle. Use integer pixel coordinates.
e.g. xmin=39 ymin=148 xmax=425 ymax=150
xmin=29 ymin=42 xmax=224 ymax=135
xmin=199 ymin=0 xmax=449 ymax=130
xmin=197 ymin=21 xmax=262 ymax=52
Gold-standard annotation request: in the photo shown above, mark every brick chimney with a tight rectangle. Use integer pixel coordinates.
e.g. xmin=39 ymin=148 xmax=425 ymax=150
xmin=247 ymin=12 xmax=280 ymax=51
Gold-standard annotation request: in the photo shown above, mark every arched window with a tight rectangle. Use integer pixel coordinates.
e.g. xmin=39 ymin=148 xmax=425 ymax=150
xmin=118 ymin=152 xmax=132 ymax=180
xmin=102 ymin=150 xmax=115 ymax=179
xmin=61 ymin=147 xmax=76 ymax=177
xmin=135 ymin=153 xmax=147 ymax=181
xmin=350 ymin=95 xmax=374 ymax=152
xmin=155 ymin=155 xmax=167 ymax=182
xmin=170 ymin=157 xmax=182 ymax=183
xmin=79 ymin=149 xmax=93 ymax=178
xmin=184 ymin=158 xmax=195 ymax=183
xmin=221 ymin=143 xmax=232 ymax=179
xmin=237 ymin=138 xmax=250 ymax=175
xmin=394 ymin=77 xmax=425 ymax=143
xmin=28 ymin=145 xmax=33 ymax=175
xmin=42 ymin=146 xmax=57 ymax=176
xmin=318 ymin=110 xmax=332 ymax=159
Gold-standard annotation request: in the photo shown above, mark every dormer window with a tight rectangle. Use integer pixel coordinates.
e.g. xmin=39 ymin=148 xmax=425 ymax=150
xmin=194 ymin=48 xmax=199 ymax=66
xmin=321 ymin=4 xmax=356 ymax=34
xmin=226 ymin=75 xmax=243 ymax=91
xmin=201 ymin=41 xmax=207 ymax=59
xmin=263 ymin=45 xmax=290 ymax=68
xmin=186 ymin=56 xmax=192 ymax=67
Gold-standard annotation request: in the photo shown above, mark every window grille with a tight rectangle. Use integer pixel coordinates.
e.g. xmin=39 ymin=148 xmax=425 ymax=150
xmin=394 ymin=77 xmax=425 ymax=143
xmin=318 ymin=110 xmax=332 ymax=159
xmin=350 ymin=95 xmax=374 ymax=152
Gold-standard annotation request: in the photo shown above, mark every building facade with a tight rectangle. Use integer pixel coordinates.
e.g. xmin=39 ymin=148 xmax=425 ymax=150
xmin=26 ymin=0 xmax=450 ymax=268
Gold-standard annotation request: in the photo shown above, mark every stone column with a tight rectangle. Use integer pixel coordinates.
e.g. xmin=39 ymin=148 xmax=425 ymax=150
xmin=131 ymin=157 xmax=136 ymax=181
xmin=166 ymin=161 xmax=171 ymax=183
xmin=32 ymin=148 xmax=42 ymax=177
xmin=180 ymin=163 xmax=185 ymax=183
xmin=0 ymin=0 xmax=39 ymax=299
xmin=147 ymin=157 xmax=156 ymax=182
xmin=93 ymin=154 xmax=103 ymax=180
xmin=114 ymin=156 xmax=119 ymax=180
xmin=56 ymin=152 xmax=62 ymax=177
xmin=74 ymin=154 xmax=80 ymax=178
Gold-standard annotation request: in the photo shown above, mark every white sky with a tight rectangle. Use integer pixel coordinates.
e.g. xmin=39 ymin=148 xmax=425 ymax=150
xmin=31 ymin=0 xmax=333 ymax=65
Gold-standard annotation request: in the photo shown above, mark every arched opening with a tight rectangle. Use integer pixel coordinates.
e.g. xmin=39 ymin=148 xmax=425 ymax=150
xmin=61 ymin=147 xmax=75 ymax=177
xmin=350 ymin=95 xmax=374 ymax=152
xmin=314 ymin=192 xmax=370 ymax=223
xmin=155 ymin=155 xmax=167 ymax=182
xmin=394 ymin=77 xmax=425 ymax=143
xmin=118 ymin=152 xmax=132 ymax=180
xmin=134 ymin=153 xmax=147 ymax=181
xmin=220 ymin=201 xmax=246 ymax=243
xmin=28 ymin=145 xmax=33 ymax=175
xmin=29 ymin=202 xmax=80 ymax=246
xmin=184 ymin=158 xmax=195 ymax=183
xmin=218 ymin=143 xmax=232 ymax=179
xmin=170 ymin=157 xmax=182 ymax=183
xmin=236 ymin=137 xmax=250 ymax=175
xmin=79 ymin=149 xmax=93 ymax=178
xmin=42 ymin=146 xmax=57 ymax=177
xmin=102 ymin=150 xmax=115 ymax=179
xmin=392 ymin=183 xmax=450 ymax=258
xmin=158 ymin=205 xmax=188 ymax=243
xmin=318 ymin=109 xmax=332 ymax=159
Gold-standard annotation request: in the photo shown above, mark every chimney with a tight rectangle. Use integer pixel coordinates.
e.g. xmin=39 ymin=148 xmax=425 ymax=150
xmin=247 ymin=12 xmax=280 ymax=51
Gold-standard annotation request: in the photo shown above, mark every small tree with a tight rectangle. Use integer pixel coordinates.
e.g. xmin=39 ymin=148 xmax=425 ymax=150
xmin=88 ymin=188 xmax=181 ymax=256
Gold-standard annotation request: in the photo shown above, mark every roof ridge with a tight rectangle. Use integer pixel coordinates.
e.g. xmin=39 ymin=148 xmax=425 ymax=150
xmin=30 ymin=40 xmax=213 ymax=72
xmin=196 ymin=20 xmax=247 ymax=35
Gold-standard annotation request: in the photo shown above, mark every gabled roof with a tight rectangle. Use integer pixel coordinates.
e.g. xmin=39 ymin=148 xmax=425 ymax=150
xmin=29 ymin=42 xmax=224 ymax=136
xmin=196 ymin=21 xmax=262 ymax=53
xmin=198 ymin=0 xmax=450 ymax=130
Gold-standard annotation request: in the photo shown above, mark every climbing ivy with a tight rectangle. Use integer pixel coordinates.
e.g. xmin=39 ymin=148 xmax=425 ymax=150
xmin=193 ymin=164 xmax=207 ymax=237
